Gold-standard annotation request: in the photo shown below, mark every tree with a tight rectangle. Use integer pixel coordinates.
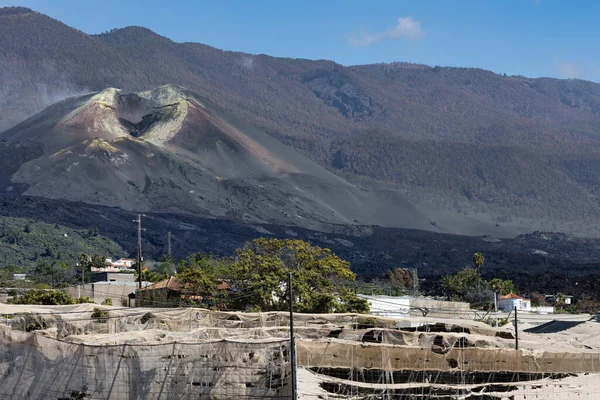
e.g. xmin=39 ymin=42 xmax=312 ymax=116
xmin=530 ymin=292 xmax=545 ymax=307
xmin=440 ymin=267 xmax=484 ymax=301
xmin=176 ymin=252 xmax=226 ymax=295
xmin=489 ymin=278 xmax=516 ymax=295
xmin=472 ymin=252 xmax=485 ymax=274
xmin=228 ymin=238 xmax=368 ymax=313
xmin=33 ymin=260 xmax=70 ymax=288
xmin=386 ymin=267 xmax=413 ymax=296
xmin=0 ymin=265 xmax=25 ymax=284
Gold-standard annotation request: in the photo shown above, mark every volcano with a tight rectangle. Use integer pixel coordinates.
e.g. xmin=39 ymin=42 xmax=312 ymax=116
xmin=0 ymin=85 xmax=516 ymax=236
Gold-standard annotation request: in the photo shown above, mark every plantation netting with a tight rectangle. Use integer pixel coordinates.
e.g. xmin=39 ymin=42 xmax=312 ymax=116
xmin=0 ymin=305 xmax=599 ymax=399
xmin=0 ymin=328 xmax=292 ymax=399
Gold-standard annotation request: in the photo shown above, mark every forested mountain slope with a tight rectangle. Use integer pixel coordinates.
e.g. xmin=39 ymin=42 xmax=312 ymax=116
xmin=2 ymin=7 xmax=600 ymax=235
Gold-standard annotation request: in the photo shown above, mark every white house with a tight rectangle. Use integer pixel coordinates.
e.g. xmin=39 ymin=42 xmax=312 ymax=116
xmin=109 ymin=258 xmax=136 ymax=268
xmin=498 ymin=293 xmax=531 ymax=312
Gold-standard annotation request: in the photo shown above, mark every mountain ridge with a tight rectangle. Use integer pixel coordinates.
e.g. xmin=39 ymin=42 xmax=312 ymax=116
xmin=1 ymin=7 xmax=600 ymax=235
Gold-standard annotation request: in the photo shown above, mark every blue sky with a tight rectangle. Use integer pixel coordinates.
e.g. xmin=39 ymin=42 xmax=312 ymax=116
xmin=3 ymin=0 xmax=600 ymax=81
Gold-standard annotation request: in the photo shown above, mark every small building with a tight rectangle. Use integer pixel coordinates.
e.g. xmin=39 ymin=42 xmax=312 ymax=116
xmin=66 ymin=280 xmax=151 ymax=306
xmin=136 ymin=276 xmax=182 ymax=307
xmin=109 ymin=258 xmax=136 ymax=268
xmin=544 ymin=294 xmax=574 ymax=305
xmin=90 ymin=272 xmax=136 ymax=283
xmin=12 ymin=274 xmax=26 ymax=281
xmin=135 ymin=277 xmax=231 ymax=307
xmin=498 ymin=293 xmax=531 ymax=312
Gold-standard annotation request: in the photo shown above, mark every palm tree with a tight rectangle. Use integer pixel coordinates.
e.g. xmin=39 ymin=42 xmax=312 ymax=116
xmin=472 ymin=252 xmax=485 ymax=274
xmin=440 ymin=274 xmax=457 ymax=300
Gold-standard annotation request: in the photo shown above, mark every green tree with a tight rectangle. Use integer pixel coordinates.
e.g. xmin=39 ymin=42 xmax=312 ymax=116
xmin=153 ymin=256 xmax=178 ymax=279
xmin=228 ymin=238 xmax=368 ymax=313
xmin=33 ymin=260 xmax=70 ymax=288
xmin=489 ymin=278 xmax=516 ymax=295
xmin=90 ymin=255 xmax=106 ymax=269
xmin=176 ymin=252 xmax=226 ymax=295
xmin=440 ymin=267 xmax=483 ymax=301
xmin=0 ymin=265 xmax=25 ymax=286
xmin=78 ymin=253 xmax=91 ymax=268
xmin=472 ymin=252 xmax=485 ymax=274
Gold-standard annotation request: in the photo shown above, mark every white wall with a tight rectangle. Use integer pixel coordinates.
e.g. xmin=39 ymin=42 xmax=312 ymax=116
xmin=358 ymin=295 xmax=410 ymax=318
xmin=531 ymin=306 xmax=555 ymax=314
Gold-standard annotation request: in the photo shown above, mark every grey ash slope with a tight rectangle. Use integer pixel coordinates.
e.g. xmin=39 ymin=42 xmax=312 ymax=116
xmin=0 ymin=85 xmax=514 ymax=236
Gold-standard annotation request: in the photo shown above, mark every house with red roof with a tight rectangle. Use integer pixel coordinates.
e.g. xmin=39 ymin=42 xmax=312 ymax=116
xmin=498 ymin=293 xmax=531 ymax=312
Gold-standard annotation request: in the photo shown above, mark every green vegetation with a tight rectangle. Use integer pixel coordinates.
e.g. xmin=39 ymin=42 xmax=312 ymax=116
xmin=0 ymin=216 xmax=125 ymax=267
xmin=91 ymin=308 xmax=109 ymax=322
xmin=489 ymin=278 xmax=516 ymax=296
xmin=7 ymin=289 xmax=93 ymax=305
xmin=472 ymin=252 xmax=485 ymax=274
xmin=20 ymin=315 xmax=46 ymax=332
xmin=440 ymin=253 xmax=516 ymax=307
xmin=441 ymin=267 xmax=485 ymax=301
xmin=140 ymin=255 xmax=177 ymax=283
xmin=174 ymin=239 xmax=369 ymax=314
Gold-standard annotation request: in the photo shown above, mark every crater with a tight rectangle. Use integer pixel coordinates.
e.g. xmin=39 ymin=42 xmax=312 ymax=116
xmin=116 ymin=93 xmax=161 ymax=137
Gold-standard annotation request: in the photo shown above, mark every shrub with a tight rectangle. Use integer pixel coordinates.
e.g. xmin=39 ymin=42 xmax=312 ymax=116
xmin=91 ymin=308 xmax=109 ymax=322
xmin=8 ymin=289 xmax=75 ymax=305
xmin=76 ymin=296 xmax=94 ymax=304
xmin=101 ymin=298 xmax=112 ymax=306
xmin=13 ymin=314 xmax=45 ymax=332
xmin=24 ymin=317 xmax=45 ymax=332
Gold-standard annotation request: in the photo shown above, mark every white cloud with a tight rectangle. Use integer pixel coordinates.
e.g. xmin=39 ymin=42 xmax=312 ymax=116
xmin=557 ymin=62 xmax=579 ymax=79
xmin=348 ymin=17 xmax=424 ymax=48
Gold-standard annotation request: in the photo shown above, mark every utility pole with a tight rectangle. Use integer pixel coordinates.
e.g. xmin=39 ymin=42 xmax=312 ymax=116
xmin=494 ymin=292 xmax=498 ymax=327
xmin=136 ymin=214 xmax=143 ymax=290
xmin=514 ymin=306 xmax=519 ymax=350
xmin=412 ymin=268 xmax=418 ymax=298
xmin=288 ymin=271 xmax=297 ymax=400
xmin=167 ymin=231 xmax=172 ymax=257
